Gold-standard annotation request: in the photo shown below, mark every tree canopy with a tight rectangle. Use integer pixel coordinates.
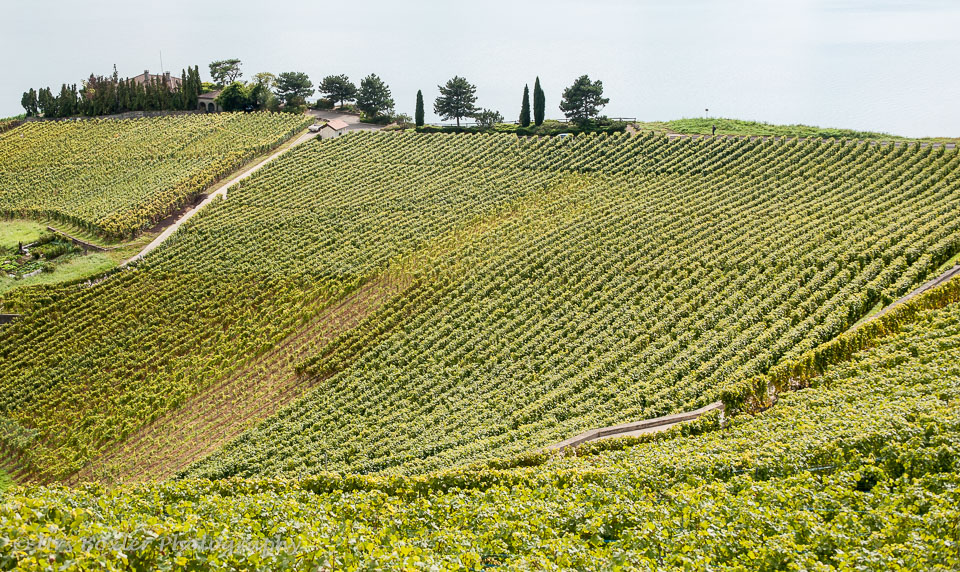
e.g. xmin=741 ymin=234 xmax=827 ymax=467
xmin=20 ymin=89 xmax=38 ymax=117
xmin=519 ymin=85 xmax=531 ymax=127
xmin=472 ymin=108 xmax=503 ymax=128
xmin=216 ymin=82 xmax=250 ymax=112
xmin=433 ymin=76 xmax=478 ymax=127
xmin=252 ymin=72 xmax=277 ymax=90
xmin=20 ymin=65 xmax=204 ymax=118
xmin=274 ymin=72 xmax=314 ymax=109
xmin=415 ymin=90 xmax=425 ymax=127
xmin=533 ymin=77 xmax=545 ymax=126
xmin=318 ymin=75 xmax=357 ymax=107
xmin=209 ymin=59 xmax=243 ymax=87
xmin=356 ymin=74 xmax=394 ymax=119
xmin=559 ymin=75 xmax=609 ymax=124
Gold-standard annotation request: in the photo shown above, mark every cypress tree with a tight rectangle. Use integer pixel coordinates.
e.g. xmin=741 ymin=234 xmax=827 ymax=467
xmin=519 ymin=84 xmax=531 ymax=127
xmin=415 ymin=90 xmax=425 ymax=127
xmin=180 ymin=69 xmax=189 ymax=110
xmin=533 ymin=76 xmax=545 ymax=126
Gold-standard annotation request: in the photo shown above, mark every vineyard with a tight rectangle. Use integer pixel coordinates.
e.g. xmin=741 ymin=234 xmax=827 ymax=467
xmin=0 ymin=113 xmax=310 ymax=239
xmin=1 ymin=279 xmax=958 ymax=569
xmin=0 ymin=131 xmax=959 ymax=487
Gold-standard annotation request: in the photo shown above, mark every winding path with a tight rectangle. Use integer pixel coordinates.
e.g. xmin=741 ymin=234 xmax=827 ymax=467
xmin=125 ymin=130 xmax=319 ymax=264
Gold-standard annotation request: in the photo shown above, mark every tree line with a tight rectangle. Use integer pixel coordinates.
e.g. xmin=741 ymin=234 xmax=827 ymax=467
xmin=312 ymin=72 xmax=611 ymax=129
xmin=207 ymin=59 xmax=315 ymax=114
xmin=20 ymin=57 xmax=614 ymax=128
xmin=20 ymin=66 xmax=204 ymax=118
xmin=423 ymin=74 xmax=608 ymax=128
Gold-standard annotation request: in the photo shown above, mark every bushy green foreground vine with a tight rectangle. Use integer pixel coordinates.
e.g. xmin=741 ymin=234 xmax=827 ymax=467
xmin=2 ymin=289 xmax=959 ymax=570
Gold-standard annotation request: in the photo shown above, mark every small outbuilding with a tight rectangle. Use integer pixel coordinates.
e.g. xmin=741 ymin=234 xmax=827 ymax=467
xmin=319 ymin=119 xmax=349 ymax=139
xmin=198 ymin=91 xmax=222 ymax=113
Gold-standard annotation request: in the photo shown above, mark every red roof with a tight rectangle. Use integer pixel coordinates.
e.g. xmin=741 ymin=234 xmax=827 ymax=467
xmin=324 ymin=119 xmax=349 ymax=130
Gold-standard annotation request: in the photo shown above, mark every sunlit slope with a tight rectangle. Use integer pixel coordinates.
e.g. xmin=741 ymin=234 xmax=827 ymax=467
xmin=0 ymin=132 xmax=958 ymax=484
xmin=183 ymin=133 xmax=960 ymax=479
xmin=0 ymin=113 xmax=308 ymax=238
xmin=4 ymin=282 xmax=959 ymax=569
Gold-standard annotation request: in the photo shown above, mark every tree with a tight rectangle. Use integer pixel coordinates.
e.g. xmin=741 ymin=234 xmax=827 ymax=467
xmin=248 ymin=82 xmax=275 ymax=110
xmin=274 ymin=72 xmax=314 ymax=111
xmin=559 ymin=75 xmax=609 ymax=124
xmin=252 ymin=72 xmax=277 ymax=90
xmin=356 ymin=74 xmax=394 ymax=119
xmin=318 ymin=75 xmax=357 ymax=107
xmin=533 ymin=76 xmax=545 ymax=126
xmin=519 ymin=84 xmax=531 ymax=127
xmin=182 ymin=68 xmax=199 ymax=110
xmin=434 ymin=76 xmax=478 ymax=127
xmin=415 ymin=90 xmax=425 ymax=127
xmin=20 ymin=89 xmax=38 ymax=116
xmin=216 ymin=82 xmax=250 ymax=112
xmin=37 ymin=88 xmax=55 ymax=117
xmin=209 ymin=59 xmax=243 ymax=87
xmin=472 ymin=108 xmax=503 ymax=128
xmin=57 ymin=84 xmax=77 ymax=117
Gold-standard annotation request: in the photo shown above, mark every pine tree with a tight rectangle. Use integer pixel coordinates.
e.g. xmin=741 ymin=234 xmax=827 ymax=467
xmin=519 ymin=84 xmax=531 ymax=127
xmin=356 ymin=74 xmax=394 ymax=119
xmin=415 ymin=90 xmax=425 ymax=127
xmin=434 ymin=76 xmax=478 ymax=127
xmin=559 ymin=75 xmax=609 ymax=124
xmin=533 ymin=77 xmax=545 ymax=126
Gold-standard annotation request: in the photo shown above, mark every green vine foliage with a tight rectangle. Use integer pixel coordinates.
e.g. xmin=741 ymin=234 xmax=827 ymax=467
xmin=0 ymin=132 xmax=958 ymax=487
xmin=2 ymin=289 xmax=959 ymax=569
xmin=0 ymin=113 xmax=310 ymax=239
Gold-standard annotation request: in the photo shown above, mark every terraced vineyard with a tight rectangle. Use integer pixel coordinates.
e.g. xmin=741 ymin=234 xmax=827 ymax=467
xmin=2 ymin=279 xmax=958 ymax=569
xmin=0 ymin=113 xmax=310 ymax=239
xmin=1 ymin=131 xmax=959 ymax=486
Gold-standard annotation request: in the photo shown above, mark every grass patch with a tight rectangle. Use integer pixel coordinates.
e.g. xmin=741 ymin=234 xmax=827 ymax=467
xmin=0 ymin=218 xmax=161 ymax=296
xmin=0 ymin=469 xmax=10 ymax=493
xmin=936 ymin=251 xmax=960 ymax=274
xmin=0 ymin=220 xmax=47 ymax=247
xmin=0 ymin=253 xmax=116 ymax=295
xmin=633 ymin=117 xmax=958 ymax=143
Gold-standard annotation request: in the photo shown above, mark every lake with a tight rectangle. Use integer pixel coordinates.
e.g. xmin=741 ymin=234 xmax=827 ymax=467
xmin=2 ymin=0 xmax=958 ymax=137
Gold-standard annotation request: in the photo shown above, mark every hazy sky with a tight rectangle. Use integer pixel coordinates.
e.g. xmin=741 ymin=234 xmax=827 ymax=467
xmin=3 ymin=0 xmax=959 ymax=136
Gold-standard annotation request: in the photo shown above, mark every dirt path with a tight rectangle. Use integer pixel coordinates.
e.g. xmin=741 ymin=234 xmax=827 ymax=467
xmin=71 ymin=275 xmax=408 ymax=484
xmin=307 ymin=109 xmax=385 ymax=133
xmin=546 ymin=402 xmax=724 ymax=451
xmin=125 ymin=130 xmax=318 ymax=265
xmin=870 ymin=264 xmax=960 ymax=323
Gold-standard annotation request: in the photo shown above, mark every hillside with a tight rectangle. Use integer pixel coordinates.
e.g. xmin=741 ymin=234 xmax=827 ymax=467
xmin=1 ymin=131 xmax=958 ymax=486
xmin=635 ymin=117 xmax=960 ymax=144
xmin=0 ymin=113 xmax=309 ymax=239
xmin=2 ymin=278 xmax=958 ymax=569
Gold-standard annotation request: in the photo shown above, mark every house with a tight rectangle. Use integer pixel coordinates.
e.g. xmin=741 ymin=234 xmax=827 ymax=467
xmin=198 ymin=91 xmax=222 ymax=113
xmin=319 ymin=119 xmax=349 ymax=139
xmin=131 ymin=70 xmax=182 ymax=90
